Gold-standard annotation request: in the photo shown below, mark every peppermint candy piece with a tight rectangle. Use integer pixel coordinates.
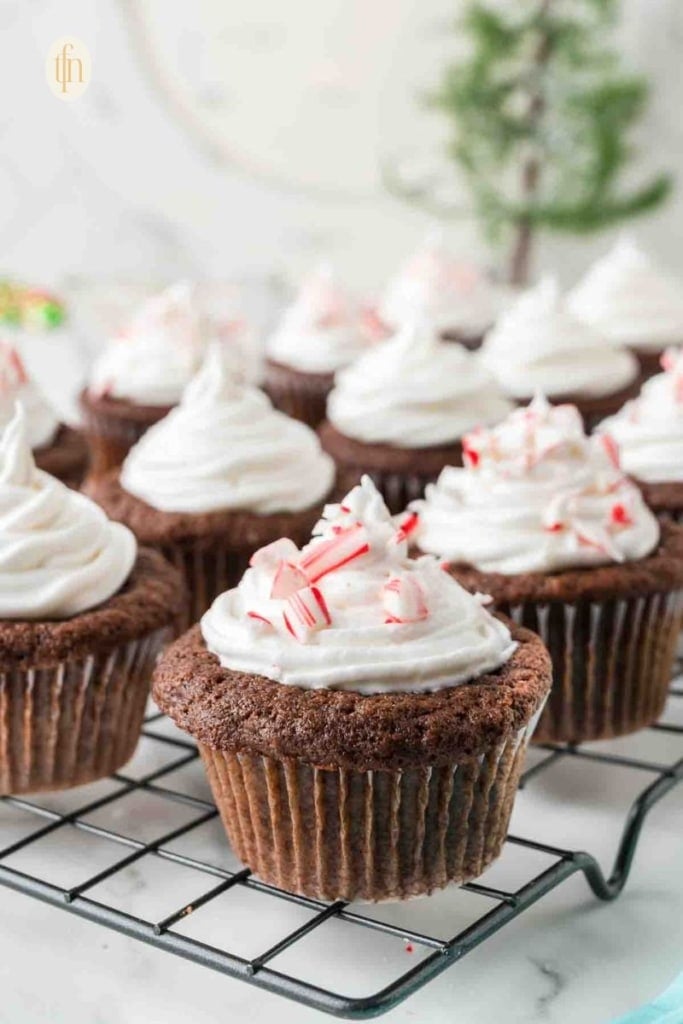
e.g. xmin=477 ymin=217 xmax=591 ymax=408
xmin=270 ymin=560 xmax=309 ymax=599
xmin=282 ymin=585 xmax=331 ymax=642
xmin=391 ymin=511 xmax=419 ymax=547
xmin=382 ymin=573 xmax=428 ymax=624
xmin=300 ymin=523 xmax=370 ymax=582
xmin=249 ymin=537 xmax=299 ymax=571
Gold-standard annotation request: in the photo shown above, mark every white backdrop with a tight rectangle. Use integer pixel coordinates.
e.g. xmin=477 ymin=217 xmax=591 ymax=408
xmin=2 ymin=0 xmax=682 ymax=299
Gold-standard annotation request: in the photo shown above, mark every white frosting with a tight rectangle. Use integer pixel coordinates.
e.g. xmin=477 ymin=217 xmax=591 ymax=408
xmin=201 ymin=475 xmax=516 ymax=693
xmin=414 ymin=395 xmax=660 ymax=575
xmin=379 ymin=231 xmax=507 ymax=335
xmin=482 ymin=277 xmax=638 ymax=399
xmin=327 ymin=317 xmax=513 ymax=447
xmin=568 ymin=235 xmax=683 ymax=351
xmin=0 ymin=341 xmax=59 ymax=449
xmin=0 ymin=405 xmax=137 ymax=620
xmin=599 ymin=349 xmax=683 ymax=483
xmin=266 ymin=265 xmax=371 ymax=374
xmin=89 ymin=282 xmax=208 ymax=405
xmin=121 ymin=344 xmax=335 ymax=515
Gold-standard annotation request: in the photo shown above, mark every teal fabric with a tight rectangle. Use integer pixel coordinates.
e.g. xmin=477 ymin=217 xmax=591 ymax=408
xmin=610 ymin=973 xmax=683 ymax=1023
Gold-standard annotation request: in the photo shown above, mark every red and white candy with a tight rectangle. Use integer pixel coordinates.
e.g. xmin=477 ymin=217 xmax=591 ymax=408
xmin=0 ymin=341 xmax=28 ymax=396
xmin=382 ymin=574 xmax=428 ymax=624
xmin=282 ymin=585 xmax=331 ymax=641
xmin=249 ymin=538 xmax=299 ymax=572
xmin=300 ymin=523 xmax=370 ymax=582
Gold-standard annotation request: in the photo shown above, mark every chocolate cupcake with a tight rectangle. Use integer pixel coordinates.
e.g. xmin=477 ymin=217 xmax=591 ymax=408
xmin=263 ymin=265 xmax=378 ymax=429
xmin=86 ymin=344 xmax=335 ymax=633
xmin=481 ymin=277 xmax=639 ymax=430
xmin=568 ymin=235 xmax=683 ymax=383
xmin=378 ymin=230 xmax=508 ymax=350
xmin=0 ymin=405 xmax=180 ymax=794
xmin=153 ymin=476 xmax=551 ymax=901
xmin=412 ymin=396 xmax=683 ymax=745
xmin=320 ymin=317 xmax=513 ymax=513
xmin=0 ymin=339 xmax=86 ymax=487
xmin=599 ymin=348 xmax=683 ymax=523
xmin=81 ymin=282 xmax=208 ymax=477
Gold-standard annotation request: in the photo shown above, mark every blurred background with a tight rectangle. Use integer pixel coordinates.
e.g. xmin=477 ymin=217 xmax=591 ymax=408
xmin=2 ymin=0 xmax=682 ymax=372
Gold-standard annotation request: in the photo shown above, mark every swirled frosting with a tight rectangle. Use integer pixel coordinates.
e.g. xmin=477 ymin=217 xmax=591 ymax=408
xmin=379 ymin=231 xmax=507 ymax=335
xmin=327 ymin=317 xmax=513 ymax=447
xmin=89 ymin=282 xmax=208 ymax=405
xmin=201 ymin=475 xmax=515 ymax=692
xmin=0 ymin=341 xmax=59 ymax=449
xmin=482 ymin=277 xmax=637 ymax=399
xmin=413 ymin=395 xmax=659 ymax=574
xmin=121 ymin=344 xmax=335 ymax=514
xmin=599 ymin=349 xmax=683 ymax=483
xmin=0 ymin=405 xmax=136 ymax=619
xmin=568 ymin=235 xmax=683 ymax=351
xmin=266 ymin=265 xmax=372 ymax=374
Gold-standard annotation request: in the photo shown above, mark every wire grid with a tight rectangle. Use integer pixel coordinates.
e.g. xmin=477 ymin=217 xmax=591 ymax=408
xmin=0 ymin=689 xmax=682 ymax=1020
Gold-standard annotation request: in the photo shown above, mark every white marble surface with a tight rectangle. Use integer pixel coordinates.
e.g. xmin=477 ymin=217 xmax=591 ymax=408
xmin=1 ymin=692 xmax=682 ymax=1024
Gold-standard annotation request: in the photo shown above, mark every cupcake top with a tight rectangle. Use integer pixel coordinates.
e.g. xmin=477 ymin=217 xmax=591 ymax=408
xmin=0 ymin=340 xmax=59 ymax=449
xmin=568 ymin=235 xmax=683 ymax=351
xmin=0 ymin=404 xmax=136 ymax=619
xmin=201 ymin=475 xmax=515 ymax=693
xmin=482 ymin=276 xmax=638 ymax=399
xmin=326 ymin=318 xmax=513 ymax=448
xmin=89 ymin=282 xmax=208 ymax=405
xmin=379 ymin=231 xmax=506 ymax=336
xmin=413 ymin=395 xmax=660 ymax=574
xmin=599 ymin=348 xmax=683 ymax=483
xmin=266 ymin=265 xmax=370 ymax=374
xmin=121 ymin=343 xmax=335 ymax=515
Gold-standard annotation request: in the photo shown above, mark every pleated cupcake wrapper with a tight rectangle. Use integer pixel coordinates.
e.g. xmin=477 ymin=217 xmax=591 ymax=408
xmin=200 ymin=709 xmax=543 ymax=902
xmin=504 ymin=590 xmax=683 ymax=745
xmin=333 ymin=464 xmax=440 ymax=517
xmin=158 ymin=539 xmax=253 ymax=635
xmin=0 ymin=628 xmax=168 ymax=795
xmin=83 ymin=409 xmax=161 ymax=477
xmin=263 ymin=363 xmax=332 ymax=429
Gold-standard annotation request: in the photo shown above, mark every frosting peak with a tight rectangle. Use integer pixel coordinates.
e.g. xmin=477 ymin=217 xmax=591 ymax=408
xmin=568 ymin=235 xmax=683 ymax=350
xmin=266 ymin=265 xmax=372 ymax=374
xmin=201 ymin=475 xmax=516 ymax=693
xmin=0 ymin=340 xmax=59 ymax=449
xmin=89 ymin=282 xmax=209 ymax=405
xmin=121 ymin=344 xmax=335 ymax=514
xmin=379 ymin=230 xmax=507 ymax=335
xmin=0 ymin=405 xmax=136 ymax=619
xmin=482 ymin=275 xmax=637 ymax=399
xmin=327 ymin=317 xmax=513 ymax=447
xmin=413 ymin=396 xmax=660 ymax=574
xmin=598 ymin=347 xmax=683 ymax=483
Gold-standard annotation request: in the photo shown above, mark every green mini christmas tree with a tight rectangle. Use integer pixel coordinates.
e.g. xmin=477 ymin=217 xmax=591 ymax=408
xmin=391 ymin=0 xmax=671 ymax=286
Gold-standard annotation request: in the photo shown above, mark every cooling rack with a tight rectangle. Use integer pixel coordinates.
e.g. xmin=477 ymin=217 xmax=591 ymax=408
xmin=0 ymin=685 xmax=681 ymax=1020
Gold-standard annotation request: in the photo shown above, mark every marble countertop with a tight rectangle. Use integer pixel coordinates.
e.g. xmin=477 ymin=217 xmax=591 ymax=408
xmin=1 ymin=689 xmax=682 ymax=1024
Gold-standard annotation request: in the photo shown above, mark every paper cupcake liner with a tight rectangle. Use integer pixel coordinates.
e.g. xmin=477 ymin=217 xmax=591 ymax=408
xmin=504 ymin=591 xmax=683 ymax=744
xmin=333 ymin=464 xmax=443 ymax=516
xmin=263 ymin=361 xmax=333 ymax=429
xmin=199 ymin=711 xmax=541 ymax=902
xmin=0 ymin=629 xmax=168 ymax=794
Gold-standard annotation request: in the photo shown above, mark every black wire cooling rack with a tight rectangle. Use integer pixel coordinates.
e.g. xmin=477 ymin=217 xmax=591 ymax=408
xmin=0 ymin=684 xmax=682 ymax=1020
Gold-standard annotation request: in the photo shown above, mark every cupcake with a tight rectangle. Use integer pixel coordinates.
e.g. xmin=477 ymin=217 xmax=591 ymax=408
xmin=0 ymin=339 xmax=87 ymax=487
xmin=481 ymin=277 xmax=639 ymax=429
xmin=0 ymin=405 xmax=180 ymax=794
xmin=599 ymin=348 xmax=683 ymax=523
xmin=263 ymin=265 xmax=376 ymax=429
xmin=81 ymin=282 xmax=209 ymax=476
xmin=319 ymin=317 xmax=513 ymax=513
xmin=568 ymin=235 xmax=683 ymax=382
xmin=378 ymin=231 xmax=508 ymax=349
xmin=86 ymin=344 xmax=336 ymax=633
xmin=153 ymin=476 xmax=551 ymax=901
xmin=412 ymin=396 xmax=683 ymax=744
